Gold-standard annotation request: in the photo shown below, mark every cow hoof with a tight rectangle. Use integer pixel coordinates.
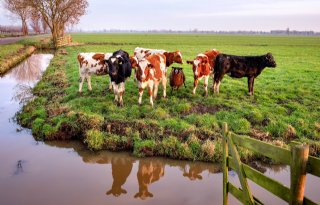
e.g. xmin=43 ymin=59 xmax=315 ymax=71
xmin=78 ymin=92 xmax=83 ymax=96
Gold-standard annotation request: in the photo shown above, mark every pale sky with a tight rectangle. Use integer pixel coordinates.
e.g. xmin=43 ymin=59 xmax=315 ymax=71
xmin=1 ymin=0 xmax=320 ymax=31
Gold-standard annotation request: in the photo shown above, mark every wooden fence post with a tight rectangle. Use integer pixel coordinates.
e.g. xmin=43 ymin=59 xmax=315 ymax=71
xmin=223 ymin=123 xmax=229 ymax=205
xmin=290 ymin=144 xmax=309 ymax=205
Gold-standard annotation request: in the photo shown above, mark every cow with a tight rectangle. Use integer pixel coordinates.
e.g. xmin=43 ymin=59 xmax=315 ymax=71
xmin=169 ymin=67 xmax=186 ymax=94
xmin=77 ymin=52 xmax=112 ymax=94
xmin=136 ymin=53 xmax=167 ymax=107
xmin=107 ymin=49 xmax=132 ymax=106
xmin=186 ymin=49 xmax=220 ymax=96
xmin=134 ymin=47 xmax=183 ymax=67
xmin=213 ymin=52 xmax=277 ymax=95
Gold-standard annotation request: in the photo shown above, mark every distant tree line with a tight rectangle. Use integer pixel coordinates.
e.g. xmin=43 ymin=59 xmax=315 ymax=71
xmin=71 ymin=28 xmax=320 ymax=36
xmin=2 ymin=0 xmax=88 ymax=47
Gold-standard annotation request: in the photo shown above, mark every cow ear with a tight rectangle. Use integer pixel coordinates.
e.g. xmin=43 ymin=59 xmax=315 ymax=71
xmin=186 ymin=60 xmax=193 ymax=65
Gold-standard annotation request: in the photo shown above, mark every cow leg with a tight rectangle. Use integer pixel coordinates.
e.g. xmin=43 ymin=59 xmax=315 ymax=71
xmin=108 ymin=77 xmax=113 ymax=92
xmin=138 ymin=88 xmax=144 ymax=106
xmin=162 ymin=77 xmax=167 ymax=98
xmin=113 ymin=82 xmax=119 ymax=104
xmin=149 ymin=81 xmax=154 ymax=107
xmin=79 ymin=75 xmax=85 ymax=94
xmin=211 ymin=72 xmax=215 ymax=91
xmin=192 ymin=78 xmax=199 ymax=94
xmin=118 ymin=82 xmax=125 ymax=107
xmin=248 ymin=77 xmax=254 ymax=95
xmin=87 ymin=75 xmax=92 ymax=91
xmin=213 ymin=79 xmax=221 ymax=94
xmin=204 ymin=75 xmax=209 ymax=97
xmin=153 ymin=81 xmax=159 ymax=99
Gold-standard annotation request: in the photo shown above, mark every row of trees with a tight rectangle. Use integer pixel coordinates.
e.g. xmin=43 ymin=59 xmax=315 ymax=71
xmin=3 ymin=0 xmax=88 ymax=47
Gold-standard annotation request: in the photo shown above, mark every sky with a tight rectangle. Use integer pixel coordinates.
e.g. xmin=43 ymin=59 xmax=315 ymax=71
xmin=0 ymin=0 xmax=320 ymax=32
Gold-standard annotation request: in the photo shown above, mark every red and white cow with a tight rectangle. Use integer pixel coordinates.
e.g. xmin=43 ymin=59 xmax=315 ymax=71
xmin=187 ymin=49 xmax=220 ymax=96
xmin=134 ymin=47 xmax=183 ymax=67
xmin=136 ymin=54 xmax=167 ymax=107
xmin=77 ymin=52 xmax=112 ymax=93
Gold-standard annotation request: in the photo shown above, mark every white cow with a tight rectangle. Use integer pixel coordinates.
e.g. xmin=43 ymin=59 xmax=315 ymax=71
xmin=77 ymin=52 xmax=112 ymax=93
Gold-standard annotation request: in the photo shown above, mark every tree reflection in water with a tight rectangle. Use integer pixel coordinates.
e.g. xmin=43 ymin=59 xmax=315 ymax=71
xmin=9 ymin=54 xmax=53 ymax=104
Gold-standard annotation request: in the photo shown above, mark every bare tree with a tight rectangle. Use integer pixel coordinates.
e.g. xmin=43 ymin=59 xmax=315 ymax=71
xmin=28 ymin=0 xmax=88 ymax=47
xmin=41 ymin=16 xmax=49 ymax=33
xmin=29 ymin=8 xmax=41 ymax=34
xmin=3 ymin=0 xmax=29 ymax=35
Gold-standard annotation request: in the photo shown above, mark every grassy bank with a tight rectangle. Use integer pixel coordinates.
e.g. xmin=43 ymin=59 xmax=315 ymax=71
xmin=17 ymin=34 xmax=320 ymax=162
xmin=0 ymin=35 xmax=52 ymax=75
xmin=0 ymin=45 xmax=36 ymax=75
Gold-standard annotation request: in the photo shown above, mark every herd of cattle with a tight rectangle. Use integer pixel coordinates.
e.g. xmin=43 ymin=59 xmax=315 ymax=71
xmin=77 ymin=47 xmax=276 ymax=107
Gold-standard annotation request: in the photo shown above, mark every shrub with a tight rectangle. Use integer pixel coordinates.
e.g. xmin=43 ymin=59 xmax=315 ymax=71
xmin=105 ymin=133 xmax=132 ymax=151
xmin=85 ymin=129 xmax=105 ymax=151
xmin=200 ymin=140 xmax=216 ymax=161
xmin=187 ymin=134 xmax=201 ymax=160
xmin=31 ymin=118 xmax=45 ymax=139
xmin=133 ymin=139 xmax=157 ymax=157
xmin=159 ymin=136 xmax=180 ymax=157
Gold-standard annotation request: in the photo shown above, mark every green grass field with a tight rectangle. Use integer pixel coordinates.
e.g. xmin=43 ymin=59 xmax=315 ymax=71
xmin=18 ymin=34 xmax=320 ymax=161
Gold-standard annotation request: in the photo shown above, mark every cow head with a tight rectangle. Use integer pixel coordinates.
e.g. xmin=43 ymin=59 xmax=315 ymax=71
xmin=265 ymin=53 xmax=277 ymax=68
xmin=136 ymin=59 xmax=153 ymax=81
xmin=130 ymin=56 xmax=138 ymax=69
xmin=107 ymin=55 xmax=124 ymax=77
xmin=172 ymin=51 xmax=183 ymax=64
xmin=172 ymin=66 xmax=183 ymax=75
xmin=165 ymin=51 xmax=183 ymax=66
xmin=187 ymin=54 xmax=210 ymax=78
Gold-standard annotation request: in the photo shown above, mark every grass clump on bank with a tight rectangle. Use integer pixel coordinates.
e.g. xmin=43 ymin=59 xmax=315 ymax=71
xmin=17 ymin=34 xmax=320 ymax=162
xmin=0 ymin=45 xmax=36 ymax=75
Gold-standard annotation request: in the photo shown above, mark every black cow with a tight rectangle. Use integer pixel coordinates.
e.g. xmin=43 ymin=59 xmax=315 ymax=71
xmin=213 ymin=53 xmax=276 ymax=95
xmin=106 ymin=49 xmax=132 ymax=106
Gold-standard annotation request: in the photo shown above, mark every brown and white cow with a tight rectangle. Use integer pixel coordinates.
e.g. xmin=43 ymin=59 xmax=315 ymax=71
xmin=77 ymin=52 xmax=112 ymax=93
xmin=136 ymin=53 xmax=167 ymax=107
xmin=134 ymin=47 xmax=183 ymax=67
xmin=186 ymin=49 xmax=220 ymax=96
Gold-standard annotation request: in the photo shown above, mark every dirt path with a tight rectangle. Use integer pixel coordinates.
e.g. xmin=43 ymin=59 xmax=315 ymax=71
xmin=0 ymin=36 xmax=25 ymax=45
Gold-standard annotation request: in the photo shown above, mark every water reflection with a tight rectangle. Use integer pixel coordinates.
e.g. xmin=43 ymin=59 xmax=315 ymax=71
xmin=13 ymin=160 xmax=25 ymax=176
xmin=8 ymin=54 xmax=53 ymax=104
xmin=106 ymin=157 xmax=134 ymax=197
xmin=45 ymin=141 xmax=221 ymax=200
xmin=134 ymin=159 xmax=165 ymax=199
xmin=9 ymin=54 xmax=53 ymax=83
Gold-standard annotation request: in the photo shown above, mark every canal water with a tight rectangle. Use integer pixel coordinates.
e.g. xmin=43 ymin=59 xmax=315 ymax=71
xmin=0 ymin=54 xmax=319 ymax=205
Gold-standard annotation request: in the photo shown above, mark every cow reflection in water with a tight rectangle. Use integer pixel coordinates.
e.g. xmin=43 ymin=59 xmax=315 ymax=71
xmin=134 ymin=159 xmax=165 ymax=200
xmin=183 ymin=164 xmax=204 ymax=180
xmin=106 ymin=157 xmax=134 ymax=197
